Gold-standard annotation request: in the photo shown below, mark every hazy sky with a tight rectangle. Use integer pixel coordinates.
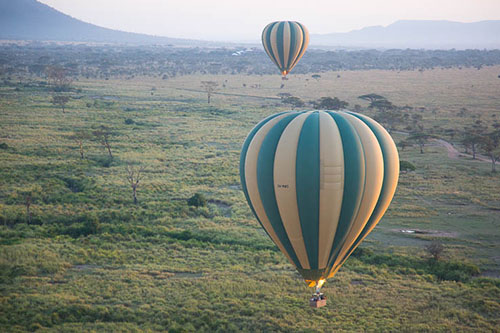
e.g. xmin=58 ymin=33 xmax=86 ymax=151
xmin=38 ymin=0 xmax=500 ymax=41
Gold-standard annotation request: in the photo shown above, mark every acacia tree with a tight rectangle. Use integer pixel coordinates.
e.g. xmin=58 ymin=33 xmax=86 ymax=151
xmin=407 ymin=124 xmax=434 ymax=154
xmin=479 ymin=130 xmax=500 ymax=172
xmin=201 ymin=81 xmax=218 ymax=104
xmin=374 ymin=108 xmax=405 ymax=133
xmin=426 ymin=241 xmax=444 ymax=261
xmin=46 ymin=65 xmax=73 ymax=92
xmin=69 ymin=130 xmax=91 ymax=159
xmin=18 ymin=185 xmax=42 ymax=225
xmin=314 ymin=97 xmax=348 ymax=110
xmin=51 ymin=95 xmax=70 ymax=113
xmin=126 ymin=165 xmax=145 ymax=204
xmin=358 ymin=93 xmax=387 ymax=103
xmin=92 ymin=126 xmax=113 ymax=159
xmin=462 ymin=120 xmax=487 ymax=159
xmin=282 ymin=96 xmax=305 ymax=109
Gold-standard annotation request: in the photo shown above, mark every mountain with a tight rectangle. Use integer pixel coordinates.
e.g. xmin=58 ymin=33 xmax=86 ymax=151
xmin=0 ymin=0 xmax=196 ymax=45
xmin=311 ymin=20 xmax=500 ymax=49
xmin=2 ymin=0 xmax=499 ymax=49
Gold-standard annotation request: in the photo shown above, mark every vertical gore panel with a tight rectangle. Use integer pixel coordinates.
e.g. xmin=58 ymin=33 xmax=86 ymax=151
xmin=274 ymin=112 xmax=312 ymax=269
xmin=325 ymin=112 xmax=365 ymax=275
xmin=330 ymin=112 xmax=384 ymax=271
xmin=244 ymin=112 xmax=297 ymax=266
xmin=291 ymin=22 xmax=308 ymax=70
xmin=257 ymin=113 xmax=302 ymax=268
xmin=287 ymin=22 xmax=300 ymax=69
xmin=262 ymin=22 xmax=280 ymax=69
xmin=337 ymin=112 xmax=399 ymax=265
xmin=295 ymin=112 xmax=320 ymax=269
xmin=275 ymin=22 xmax=286 ymax=69
xmin=240 ymin=111 xmax=288 ymax=224
xmin=318 ymin=111 xmax=344 ymax=269
xmin=282 ymin=22 xmax=291 ymax=69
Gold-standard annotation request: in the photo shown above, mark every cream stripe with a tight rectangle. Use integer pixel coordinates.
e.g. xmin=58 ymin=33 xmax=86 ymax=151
xmin=282 ymin=22 xmax=291 ymax=70
xmin=318 ymin=111 xmax=344 ymax=269
xmin=331 ymin=112 xmax=384 ymax=270
xmin=343 ymin=116 xmax=399 ymax=243
xmin=245 ymin=113 xmax=295 ymax=265
xmin=270 ymin=24 xmax=283 ymax=69
xmin=274 ymin=112 xmax=312 ymax=269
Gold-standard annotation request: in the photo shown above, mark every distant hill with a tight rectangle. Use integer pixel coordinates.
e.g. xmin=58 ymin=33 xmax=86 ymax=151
xmin=311 ymin=20 xmax=500 ymax=49
xmin=2 ymin=0 xmax=499 ymax=49
xmin=0 ymin=0 xmax=197 ymax=45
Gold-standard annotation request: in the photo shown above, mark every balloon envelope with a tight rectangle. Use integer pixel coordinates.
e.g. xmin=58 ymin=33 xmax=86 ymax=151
xmin=262 ymin=21 xmax=309 ymax=76
xmin=240 ymin=110 xmax=399 ymax=286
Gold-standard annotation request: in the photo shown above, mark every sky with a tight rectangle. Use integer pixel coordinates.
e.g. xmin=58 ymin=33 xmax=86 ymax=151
xmin=38 ymin=0 xmax=500 ymax=41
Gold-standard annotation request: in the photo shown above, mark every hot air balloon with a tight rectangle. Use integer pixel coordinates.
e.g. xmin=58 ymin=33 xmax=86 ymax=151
xmin=262 ymin=21 xmax=309 ymax=76
xmin=240 ymin=110 xmax=399 ymax=307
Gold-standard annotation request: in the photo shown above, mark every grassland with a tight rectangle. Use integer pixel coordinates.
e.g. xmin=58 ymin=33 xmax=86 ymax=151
xmin=1 ymin=66 xmax=499 ymax=332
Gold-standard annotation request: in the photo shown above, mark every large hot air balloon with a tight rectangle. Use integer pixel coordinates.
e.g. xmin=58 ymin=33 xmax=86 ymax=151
xmin=240 ymin=110 xmax=399 ymax=306
xmin=262 ymin=21 xmax=309 ymax=76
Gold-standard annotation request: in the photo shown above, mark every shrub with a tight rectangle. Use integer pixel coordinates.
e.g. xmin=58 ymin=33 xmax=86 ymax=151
xmin=429 ymin=260 xmax=480 ymax=282
xmin=124 ymin=118 xmax=135 ymax=125
xmin=426 ymin=241 xmax=444 ymax=260
xmin=187 ymin=193 xmax=207 ymax=207
xmin=0 ymin=142 xmax=9 ymax=150
xmin=400 ymin=160 xmax=416 ymax=172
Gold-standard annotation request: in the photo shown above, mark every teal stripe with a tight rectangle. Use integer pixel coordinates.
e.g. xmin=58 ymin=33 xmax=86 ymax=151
xmin=296 ymin=112 xmax=320 ymax=269
xmin=276 ymin=22 xmax=286 ymax=70
xmin=340 ymin=112 xmax=396 ymax=261
xmin=293 ymin=22 xmax=307 ymax=67
xmin=257 ymin=113 xmax=302 ymax=268
xmin=264 ymin=22 xmax=281 ymax=69
xmin=240 ymin=112 xmax=289 ymax=242
xmin=287 ymin=22 xmax=298 ymax=68
xmin=325 ymin=112 xmax=365 ymax=274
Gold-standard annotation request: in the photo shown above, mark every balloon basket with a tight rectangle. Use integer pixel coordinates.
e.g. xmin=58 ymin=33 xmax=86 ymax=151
xmin=309 ymin=293 xmax=326 ymax=308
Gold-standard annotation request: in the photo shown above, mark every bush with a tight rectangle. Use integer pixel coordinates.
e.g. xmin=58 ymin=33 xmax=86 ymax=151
xmin=429 ymin=260 xmax=480 ymax=282
xmin=400 ymin=160 xmax=416 ymax=172
xmin=187 ymin=193 xmax=207 ymax=207
xmin=0 ymin=142 xmax=9 ymax=150
xmin=124 ymin=118 xmax=135 ymax=125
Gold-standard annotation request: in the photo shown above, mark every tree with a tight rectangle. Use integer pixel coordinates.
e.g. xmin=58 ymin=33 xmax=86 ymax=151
xmin=188 ymin=193 xmax=207 ymax=207
xmin=358 ymin=93 xmax=387 ymax=103
xmin=407 ymin=131 xmax=433 ymax=154
xmin=126 ymin=165 xmax=145 ymax=204
xmin=282 ymin=96 xmax=305 ymax=109
xmin=92 ymin=126 xmax=114 ymax=159
xmin=201 ymin=81 xmax=218 ymax=104
xmin=46 ymin=65 xmax=73 ymax=92
xmin=18 ymin=185 xmax=42 ymax=225
xmin=479 ymin=130 xmax=500 ymax=172
xmin=69 ymin=130 xmax=91 ymax=159
xmin=277 ymin=92 xmax=292 ymax=99
xmin=369 ymin=99 xmax=395 ymax=110
xmin=313 ymin=97 xmax=348 ymax=110
xmin=400 ymin=160 xmax=416 ymax=173
xmin=51 ymin=95 xmax=70 ymax=113
xmin=462 ymin=120 xmax=487 ymax=159
xmin=426 ymin=241 xmax=444 ymax=261
xmin=374 ymin=108 xmax=405 ymax=133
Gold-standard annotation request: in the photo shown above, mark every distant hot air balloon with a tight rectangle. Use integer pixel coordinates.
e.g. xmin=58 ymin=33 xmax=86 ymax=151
xmin=240 ymin=110 xmax=399 ymax=306
xmin=262 ymin=21 xmax=309 ymax=76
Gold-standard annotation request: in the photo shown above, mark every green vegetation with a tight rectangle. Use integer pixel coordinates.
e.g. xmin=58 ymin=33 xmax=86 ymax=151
xmin=0 ymin=45 xmax=499 ymax=331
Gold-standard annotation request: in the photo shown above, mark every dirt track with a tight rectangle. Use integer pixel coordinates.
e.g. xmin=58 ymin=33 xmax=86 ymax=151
xmin=433 ymin=139 xmax=490 ymax=162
